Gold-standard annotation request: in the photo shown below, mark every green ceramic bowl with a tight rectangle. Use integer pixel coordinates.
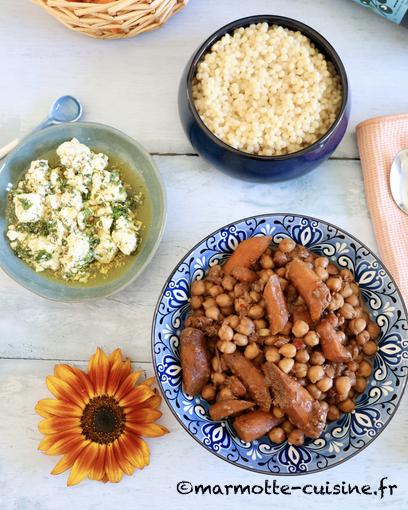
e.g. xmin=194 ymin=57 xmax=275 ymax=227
xmin=0 ymin=122 xmax=166 ymax=301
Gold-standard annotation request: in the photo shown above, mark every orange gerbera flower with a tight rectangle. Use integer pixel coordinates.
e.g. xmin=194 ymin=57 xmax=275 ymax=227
xmin=35 ymin=348 xmax=168 ymax=486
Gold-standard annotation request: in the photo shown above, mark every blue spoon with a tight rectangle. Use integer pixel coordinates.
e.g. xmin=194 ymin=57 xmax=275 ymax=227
xmin=0 ymin=95 xmax=83 ymax=159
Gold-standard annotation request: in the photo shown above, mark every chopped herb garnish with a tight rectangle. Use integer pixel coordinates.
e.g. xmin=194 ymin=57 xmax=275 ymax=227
xmin=18 ymin=198 xmax=32 ymax=210
xmin=34 ymin=250 xmax=52 ymax=263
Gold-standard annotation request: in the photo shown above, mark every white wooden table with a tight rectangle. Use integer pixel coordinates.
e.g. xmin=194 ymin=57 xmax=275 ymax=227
xmin=1 ymin=1 xmax=407 ymax=509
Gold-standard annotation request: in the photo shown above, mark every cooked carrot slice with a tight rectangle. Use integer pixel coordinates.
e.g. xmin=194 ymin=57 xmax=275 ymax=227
xmin=223 ymin=236 xmax=272 ymax=275
xmin=286 ymin=258 xmax=331 ymax=321
xmin=316 ymin=319 xmax=352 ymax=363
xmin=263 ymin=274 xmax=289 ymax=334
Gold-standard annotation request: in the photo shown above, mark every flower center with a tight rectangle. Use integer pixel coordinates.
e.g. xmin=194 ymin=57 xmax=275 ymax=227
xmin=81 ymin=395 xmax=125 ymax=444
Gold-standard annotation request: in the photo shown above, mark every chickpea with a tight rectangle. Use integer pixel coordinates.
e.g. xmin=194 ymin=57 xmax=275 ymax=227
xmin=339 ymin=399 xmax=355 ymax=413
xmin=326 ymin=277 xmax=342 ymax=292
xmin=201 ymin=384 xmax=216 ymax=401
xmin=236 ymin=317 xmax=255 ymax=336
xmin=293 ymin=362 xmax=308 ymax=378
xmin=191 ymin=279 xmax=205 ymax=296
xmin=272 ymin=407 xmax=285 ymax=419
xmin=279 ymin=343 xmax=297 ymax=358
xmin=250 ymin=291 xmax=261 ymax=303
xmin=265 ymin=346 xmax=281 ymax=363
xmin=335 ymin=376 xmax=352 ymax=397
xmin=268 ymin=427 xmax=286 ymax=443
xmin=346 ymin=294 xmax=359 ymax=307
xmin=341 ymin=284 xmax=353 ymax=298
xmin=357 ymin=360 xmax=372 ymax=377
xmin=315 ymin=256 xmax=329 ymax=269
xmin=216 ymin=293 xmax=233 ymax=308
xmin=304 ymin=331 xmax=319 ymax=347
xmin=308 ymin=365 xmax=325 ymax=383
xmin=222 ymin=275 xmax=236 ymax=291
xmin=205 ymin=281 xmax=214 ymax=292
xmin=310 ymin=351 xmax=325 ymax=365
xmin=315 ymin=267 xmax=329 ymax=281
xmin=279 ymin=238 xmax=296 ymax=253
xmin=340 ymin=269 xmax=354 ymax=282
xmin=282 ymin=420 xmax=294 ymax=435
xmin=367 ymin=322 xmax=381 ymax=340
xmin=221 ymin=306 xmax=234 ymax=316
xmin=254 ymin=319 xmax=267 ymax=330
xmin=354 ymin=377 xmax=367 ymax=393
xmin=363 ymin=341 xmax=377 ymax=356
xmin=279 ymin=357 xmax=295 ymax=374
xmin=226 ymin=315 xmax=240 ymax=329
xmin=211 ymin=372 xmax=226 ymax=385
xmin=307 ymin=384 xmax=322 ymax=399
xmin=260 ymin=254 xmax=274 ymax=269
xmin=273 ymin=251 xmax=288 ymax=267
xmin=211 ymin=356 xmax=220 ymax=372
xmin=349 ymin=318 xmax=367 ymax=336
xmin=209 ymin=285 xmax=222 ymax=298
xmin=218 ymin=341 xmax=236 ymax=354
xmin=339 ymin=303 xmax=356 ymax=320
xmin=206 ymin=306 xmax=220 ymax=321
xmin=324 ymin=365 xmax=335 ymax=378
xmin=328 ymin=293 xmax=344 ymax=311
xmin=218 ymin=323 xmax=234 ymax=342
xmin=264 ymin=335 xmax=277 ymax=346
xmin=248 ymin=304 xmax=264 ymax=320
xmin=203 ymin=297 xmax=216 ymax=310
xmin=357 ymin=330 xmax=370 ymax=346
xmin=288 ymin=429 xmax=305 ymax=446
xmin=218 ymin=386 xmax=234 ymax=400
xmin=276 ymin=267 xmax=286 ymax=278
xmin=258 ymin=328 xmax=271 ymax=337
xmin=295 ymin=349 xmax=310 ymax=363
xmin=233 ymin=333 xmax=249 ymax=347
xmin=327 ymin=263 xmax=339 ymax=275
xmin=292 ymin=320 xmax=310 ymax=338
xmin=234 ymin=282 xmax=247 ymax=298
xmin=191 ymin=295 xmax=203 ymax=309
xmin=244 ymin=343 xmax=260 ymax=360
xmin=317 ymin=376 xmax=333 ymax=392
xmin=327 ymin=405 xmax=340 ymax=421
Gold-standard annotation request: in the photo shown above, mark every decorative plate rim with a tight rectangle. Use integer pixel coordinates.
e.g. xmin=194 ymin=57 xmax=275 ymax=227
xmin=151 ymin=212 xmax=408 ymax=475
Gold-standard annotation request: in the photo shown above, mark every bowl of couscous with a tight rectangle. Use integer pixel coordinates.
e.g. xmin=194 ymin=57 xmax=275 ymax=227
xmin=178 ymin=15 xmax=350 ymax=182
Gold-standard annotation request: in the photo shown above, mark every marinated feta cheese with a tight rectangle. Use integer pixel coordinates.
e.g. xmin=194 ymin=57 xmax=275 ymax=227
xmin=14 ymin=193 xmax=44 ymax=223
xmin=6 ymin=138 xmax=144 ymax=282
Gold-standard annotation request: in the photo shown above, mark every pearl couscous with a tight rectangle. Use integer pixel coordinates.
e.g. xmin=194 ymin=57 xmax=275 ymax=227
xmin=7 ymin=138 xmax=144 ymax=282
xmin=192 ymin=23 xmax=343 ymax=156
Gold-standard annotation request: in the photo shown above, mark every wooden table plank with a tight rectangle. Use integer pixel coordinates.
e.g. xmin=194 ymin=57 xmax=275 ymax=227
xmin=0 ymin=359 xmax=406 ymax=509
xmin=0 ymin=156 xmax=375 ymax=362
xmin=0 ymin=0 xmax=407 ymax=158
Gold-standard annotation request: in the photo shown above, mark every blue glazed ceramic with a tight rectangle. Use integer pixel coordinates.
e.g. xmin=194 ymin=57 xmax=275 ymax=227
xmin=152 ymin=214 xmax=408 ymax=474
xmin=0 ymin=122 xmax=166 ymax=301
xmin=178 ymin=15 xmax=351 ymax=182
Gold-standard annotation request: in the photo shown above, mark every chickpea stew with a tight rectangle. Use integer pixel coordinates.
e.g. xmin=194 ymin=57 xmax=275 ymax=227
xmin=180 ymin=236 xmax=380 ymax=446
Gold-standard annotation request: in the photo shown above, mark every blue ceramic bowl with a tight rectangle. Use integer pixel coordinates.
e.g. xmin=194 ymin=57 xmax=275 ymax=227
xmin=152 ymin=214 xmax=408 ymax=474
xmin=179 ymin=15 xmax=350 ymax=182
xmin=0 ymin=122 xmax=166 ymax=301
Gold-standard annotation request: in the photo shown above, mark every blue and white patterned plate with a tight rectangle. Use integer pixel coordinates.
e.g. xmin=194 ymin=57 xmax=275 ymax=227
xmin=151 ymin=214 xmax=408 ymax=475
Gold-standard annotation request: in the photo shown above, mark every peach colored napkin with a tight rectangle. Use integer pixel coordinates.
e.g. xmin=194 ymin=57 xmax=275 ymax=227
xmin=356 ymin=114 xmax=408 ymax=305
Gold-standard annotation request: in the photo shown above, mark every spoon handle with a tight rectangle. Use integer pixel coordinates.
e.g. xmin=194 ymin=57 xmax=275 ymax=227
xmin=0 ymin=138 xmax=19 ymax=160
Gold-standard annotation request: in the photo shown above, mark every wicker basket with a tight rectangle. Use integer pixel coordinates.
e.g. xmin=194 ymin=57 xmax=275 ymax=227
xmin=33 ymin=0 xmax=189 ymax=39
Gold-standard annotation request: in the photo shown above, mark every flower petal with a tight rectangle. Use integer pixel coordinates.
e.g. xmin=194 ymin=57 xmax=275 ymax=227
xmin=88 ymin=348 xmax=109 ymax=394
xmin=46 ymin=434 xmax=84 ymax=456
xmin=112 ymin=440 xmax=136 ymax=476
xmin=35 ymin=399 xmax=82 ymax=418
xmin=51 ymin=440 xmax=90 ymax=475
xmin=38 ymin=416 xmax=81 ymax=435
xmin=46 ymin=376 xmax=86 ymax=406
xmin=88 ymin=444 xmax=106 ymax=481
xmin=125 ymin=408 xmax=162 ymax=424
xmin=119 ymin=384 xmax=154 ymax=408
xmin=114 ymin=371 xmax=143 ymax=402
xmin=38 ymin=429 xmax=81 ymax=452
xmin=105 ymin=444 xmax=123 ymax=483
xmin=67 ymin=366 xmax=95 ymax=401
xmin=125 ymin=422 xmax=168 ymax=438
xmin=142 ymin=394 xmax=162 ymax=409
xmin=67 ymin=442 xmax=99 ymax=486
xmin=117 ymin=433 xmax=146 ymax=470
xmin=106 ymin=358 xmax=131 ymax=397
